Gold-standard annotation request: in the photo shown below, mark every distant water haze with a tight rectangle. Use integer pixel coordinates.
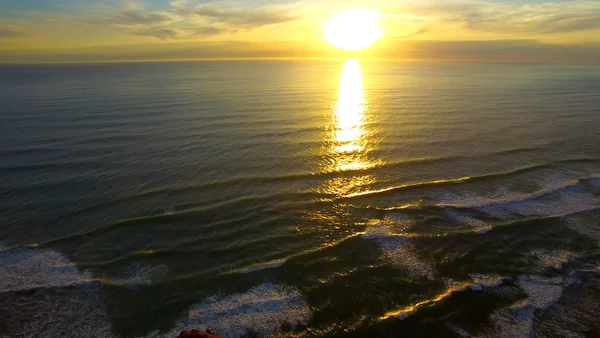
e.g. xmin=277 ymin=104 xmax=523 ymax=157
xmin=0 ymin=60 xmax=599 ymax=337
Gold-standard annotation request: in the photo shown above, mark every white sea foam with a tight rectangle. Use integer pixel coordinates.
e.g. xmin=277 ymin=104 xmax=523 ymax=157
xmin=436 ymin=176 xmax=600 ymax=222
xmin=565 ymin=216 xmax=600 ymax=245
xmin=166 ymin=283 xmax=311 ymax=338
xmin=0 ymin=246 xmax=93 ymax=293
xmin=479 ymin=264 xmax=597 ymax=338
xmin=485 ymin=303 xmax=535 ymax=338
xmin=447 ymin=324 xmax=472 ymax=337
xmin=445 ymin=210 xmax=492 ymax=235
xmin=385 ymin=242 xmax=437 ymax=280
xmin=444 ymin=176 xmax=597 ymax=209
xmin=531 ymin=250 xmax=578 ymax=271
xmin=0 ymin=247 xmax=114 ymax=337
xmin=116 ymin=263 xmax=168 ymax=288
xmin=489 ymin=190 xmax=599 ymax=219
xmin=239 ymin=258 xmax=287 ymax=274
xmin=362 ymin=221 xmax=436 ymax=280
xmin=518 ymin=275 xmax=565 ymax=310
xmin=482 ymin=274 xmax=573 ymax=338
xmin=469 ymin=274 xmax=505 ymax=291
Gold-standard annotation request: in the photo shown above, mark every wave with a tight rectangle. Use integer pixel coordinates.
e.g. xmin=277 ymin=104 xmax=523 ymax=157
xmin=43 ymin=156 xmax=462 ymax=220
xmin=153 ymin=283 xmax=311 ymax=338
xmin=0 ymin=246 xmax=96 ymax=293
xmin=360 ymin=175 xmax=599 ymax=235
xmin=44 ymin=186 xmax=326 ymax=226
xmin=441 ymin=175 xmax=600 ymax=210
xmin=380 ymin=282 xmax=478 ymax=320
xmin=360 ymin=220 xmax=436 ymax=280
xmin=379 ymin=245 xmax=590 ymax=335
xmin=0 ymin=146 xmax=62 ymax=157
xmin=343 ymin=176 xmax=471 ymax=199
xmin=565 ymin=214 xmax=600 ymax=246
xmin=42 ymin=192 xmax=314 ymax=245
xmin=491 ymin=146 xmax=546 ymax=156
xmin=0 ymin=160 xmax=103 ymax=173
xmin=481 ymin=273 xmax=584 ymax=338
xmin=52 ymin=152 xmax=553 ymax=210
xmin=0 ymin=246 xmax=114 ymax=337
xmin=0 ymin=246 xmax=166 ymax=291
xmin=341 ymin=164 xmax=599 ymax=201
xmin=444 ymin=210 xmax=493 ymax=235
xmin=532 ymin=249 xmax=579 ymax=271
xmin=452 ymin=206 xmax=600 ymax=240
xmin=108 ymin=263 xmax=169 ymax=289
xmin=379 ymin=269 xmax=579 ymax=323
xmin=40 ymin=157 xmax=599 ymax=226
xmin=142 ymin=199 xmax=600 ymax=281
xmin=238 ymin=259 xmax=288 ymax=274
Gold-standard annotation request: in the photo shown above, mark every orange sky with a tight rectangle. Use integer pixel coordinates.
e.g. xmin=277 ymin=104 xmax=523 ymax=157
xmin=1 ymin=0 xmax=600 ymax=63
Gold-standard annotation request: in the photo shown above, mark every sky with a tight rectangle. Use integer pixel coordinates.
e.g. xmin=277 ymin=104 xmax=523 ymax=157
xmin=1 ymin=0 xmax=600 ymax=62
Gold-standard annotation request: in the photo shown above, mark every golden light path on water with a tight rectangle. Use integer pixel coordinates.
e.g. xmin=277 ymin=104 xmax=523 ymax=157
xmin=334 ymin=59 xmax=367 ymax=162
xmin=320 ymin=59 xmax=381 ymax=196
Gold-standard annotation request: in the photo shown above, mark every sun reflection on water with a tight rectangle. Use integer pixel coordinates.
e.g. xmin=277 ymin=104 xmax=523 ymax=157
xmin=320 ymin=59 xmax=380 ymax=196
xmin=334 ymin=59 xmax=366 ymax=159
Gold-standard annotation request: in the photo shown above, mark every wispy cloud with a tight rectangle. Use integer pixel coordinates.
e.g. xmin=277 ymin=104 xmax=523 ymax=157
xmin=97 ymin=0 xmax=300 ymax=39
xmin=170 ymin=0 xmax=299 ymax=28
xmin=129 ymin=26 xmax=231 ymax=39
xmin=404 ymin=26 xmax=430 ymax=39
xmin=539 ymin=13 xmax=600 ymax=34
xmin=0 ymin=28 xmax=25 ymax=38
xmin=389 ymin=0 xmax=600 ymax=36
xmin=109 ymin=8 xmax=181 ymax=27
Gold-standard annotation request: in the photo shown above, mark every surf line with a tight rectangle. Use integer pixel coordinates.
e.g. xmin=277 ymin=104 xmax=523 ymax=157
xmin=379 ymin=283 xmax=492 ymax=320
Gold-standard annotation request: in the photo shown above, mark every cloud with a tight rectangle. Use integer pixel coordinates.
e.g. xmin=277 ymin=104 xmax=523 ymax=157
xmin=404 ymin=26 xmax=430 ymax=39
xmin=130 ymin=26 xmax=231 ymax=39
xmin=170 ymin=1 xmax=299 ymax=28
xmin=539 ymin=13 xmax=600 ymax=34
xmin=388 ymin=0 xmax=600 ymax=36
xmin=96 ymin=0 xmax=299 ymax=40
xmin=109 ymin=9 xmax=181 ymax=27
xmin=0 ymin=28 xmax=25 ymax=38
xmin=94 ymin=3 xmax=229 ymax=39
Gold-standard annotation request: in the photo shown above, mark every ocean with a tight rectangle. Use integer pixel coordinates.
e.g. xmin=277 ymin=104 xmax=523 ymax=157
xmin=1 ymin=59 xmax=599 ymax=337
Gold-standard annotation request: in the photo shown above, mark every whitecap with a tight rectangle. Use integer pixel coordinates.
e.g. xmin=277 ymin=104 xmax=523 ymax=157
xmin=114 ymin=263 xmax=169 ymax=289
xmin=0 ymin=247 xmax=114 ymax=337
xmin=0 ymin=246 xmax=93 ymax=293
xmin=565 ymin=216 xmax=600 ymax=245
xmin=361 ymin=221 xmax=435 ymax=280
xmin=165 ymin=283 xmax=311 ymax=338
xmin=518 ymin=275 xmax=565 ymax=310
xmin=434 ymin=177 xmax=600 ymax=222
xmin=531 ymin=250 xmax=578 ymax=270
xmin=484 ymin=304 xmax=535 ymax=338
xmin=445 ymin=210 xmax=492 ymax=235
xmin=469 ymin=274 xmax=505 ymax=291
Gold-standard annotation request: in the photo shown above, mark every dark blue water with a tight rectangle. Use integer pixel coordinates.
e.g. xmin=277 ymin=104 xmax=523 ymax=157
xmin=1 ymin=60 xmax=599 ymax=337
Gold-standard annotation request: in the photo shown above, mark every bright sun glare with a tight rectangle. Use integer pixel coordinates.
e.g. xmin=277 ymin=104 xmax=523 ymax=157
xmin=324 ymin=9 xmax=383 ymax=51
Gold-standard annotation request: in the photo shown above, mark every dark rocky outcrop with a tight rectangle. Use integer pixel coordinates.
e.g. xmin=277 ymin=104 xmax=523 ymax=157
xmin=178 ymin=329 xmax=220 ymax=338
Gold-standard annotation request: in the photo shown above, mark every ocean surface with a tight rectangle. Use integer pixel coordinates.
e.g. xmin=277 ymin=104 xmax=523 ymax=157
xmin=1 ymin=59 xmax=599 ymax=337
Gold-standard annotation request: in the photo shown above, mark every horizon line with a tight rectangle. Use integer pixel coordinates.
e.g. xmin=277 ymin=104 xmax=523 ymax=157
xmin=0 ymin=56 xmax=585 ymax=66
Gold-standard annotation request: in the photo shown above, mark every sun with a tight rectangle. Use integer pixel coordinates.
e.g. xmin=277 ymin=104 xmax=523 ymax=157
xmin=324 ymin=9 xmax=383 ymax=51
